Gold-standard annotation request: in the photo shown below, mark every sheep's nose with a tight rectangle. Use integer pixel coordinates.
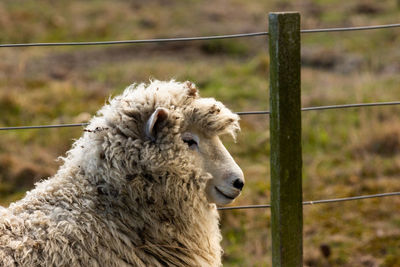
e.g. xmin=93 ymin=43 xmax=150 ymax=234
xmin=233 ymin=179 xmax=244 ymax=190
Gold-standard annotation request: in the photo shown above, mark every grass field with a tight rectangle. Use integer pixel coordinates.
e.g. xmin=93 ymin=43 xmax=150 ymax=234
xmin=0 ymin=0 xmax=399 ymax=266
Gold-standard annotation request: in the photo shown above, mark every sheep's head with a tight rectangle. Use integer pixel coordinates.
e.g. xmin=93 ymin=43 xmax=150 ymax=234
xmin=142 ymin=81 xmax=244 ymax=206
xmin=91 ymin=80 xmax=244 ymax=206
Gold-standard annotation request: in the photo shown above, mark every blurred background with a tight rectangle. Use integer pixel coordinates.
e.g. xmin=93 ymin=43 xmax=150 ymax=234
xmin=0 ymin=0 xmax=399 ymax=266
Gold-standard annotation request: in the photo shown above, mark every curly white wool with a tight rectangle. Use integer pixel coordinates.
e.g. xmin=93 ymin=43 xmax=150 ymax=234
xmin=0 ymin=80 xmax=241 ymax=267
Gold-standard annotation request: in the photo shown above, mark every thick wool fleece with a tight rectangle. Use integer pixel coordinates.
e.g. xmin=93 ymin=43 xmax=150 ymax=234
xmin=0 ymin=80 xmax=240 ymax=267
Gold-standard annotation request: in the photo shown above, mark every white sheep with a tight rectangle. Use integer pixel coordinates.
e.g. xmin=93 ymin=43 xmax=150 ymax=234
xmin=0 ymin=80 xmax=244 ymax=267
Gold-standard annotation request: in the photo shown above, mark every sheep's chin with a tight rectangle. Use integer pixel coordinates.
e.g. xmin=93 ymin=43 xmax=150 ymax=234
xmin=206 ymin=184 xmax=240 ymax=206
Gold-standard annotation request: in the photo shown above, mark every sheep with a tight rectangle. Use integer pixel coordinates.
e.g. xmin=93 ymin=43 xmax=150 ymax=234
xmin=0 ymin=80 xmax=245 ymax=267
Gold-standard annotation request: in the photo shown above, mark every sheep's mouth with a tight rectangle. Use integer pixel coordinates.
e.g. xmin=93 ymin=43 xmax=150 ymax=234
xmin=215 ymin=186 xmax=235 ymax=200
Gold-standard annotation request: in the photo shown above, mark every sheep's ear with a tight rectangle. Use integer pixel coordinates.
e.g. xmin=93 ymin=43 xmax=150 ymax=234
xmin=145 ymin=107 xmax=169 ymax=141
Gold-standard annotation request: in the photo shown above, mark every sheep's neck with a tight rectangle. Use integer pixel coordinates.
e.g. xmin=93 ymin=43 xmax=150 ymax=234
xmin=91 ymin=172 xmax=222 ymax=266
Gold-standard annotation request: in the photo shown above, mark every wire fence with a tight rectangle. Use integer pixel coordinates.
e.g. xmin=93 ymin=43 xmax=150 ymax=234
xmin=0 ymin=23 xmax=399 ymax=48
xmin=0 ymin=21 xmax=399 ymax=213
xmin=218 ymin=192 xmax=400 ymax=210
xmin=1 ymin=101 xmax=400 ymax=130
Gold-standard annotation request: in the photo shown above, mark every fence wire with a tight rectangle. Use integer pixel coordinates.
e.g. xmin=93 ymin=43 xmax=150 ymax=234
xmin=0 ymin=123 xmax=89 ymax=131
xmin=301 ymin=23 xmax=400 ymax=33
xmin=237 ymin=101 xmax=400 ymax=115
xmin=2 ymin=101 xmax=399 ymax=130
xmin=218 ymin=192 xmax=400 ymax=210
xmin=0 ymin=23 xmax=399 ymax=48
xmin=0 ymin=32 xmax=268 ymax=48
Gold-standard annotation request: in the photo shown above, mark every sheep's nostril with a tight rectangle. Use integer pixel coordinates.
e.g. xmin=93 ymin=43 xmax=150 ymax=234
xmin=233 ymin=179 xmax=244 ymax=190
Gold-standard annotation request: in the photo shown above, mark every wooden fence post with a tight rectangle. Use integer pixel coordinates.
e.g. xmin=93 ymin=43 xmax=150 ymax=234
xmin=268 ymin=12 xmax=303 ymax=266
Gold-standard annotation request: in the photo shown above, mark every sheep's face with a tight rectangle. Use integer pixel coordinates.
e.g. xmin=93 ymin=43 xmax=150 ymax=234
xmin=182 ymin=131 xmax=245 ymax=206
xmin=137 ymin=81 xmax=244 ymax=206
xmin=145 ymin=107 xmax=244 ymax=206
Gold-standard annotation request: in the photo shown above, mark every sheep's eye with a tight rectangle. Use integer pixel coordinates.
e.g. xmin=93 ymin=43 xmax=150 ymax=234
xmin=182 ymin=132 xmax=199 ymax=150
xmin=183 ymin=138 xmax=198 ymax=148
